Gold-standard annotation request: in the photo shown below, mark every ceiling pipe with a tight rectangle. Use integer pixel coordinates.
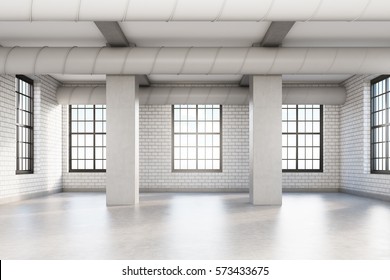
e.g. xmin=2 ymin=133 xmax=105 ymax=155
xmin=1 ymin=47 xmax=390 ymax=75
xmin=0 ymin=0 xmax=389 ymax=21
xmin=56 ymin=86 xmax=346 ymax=105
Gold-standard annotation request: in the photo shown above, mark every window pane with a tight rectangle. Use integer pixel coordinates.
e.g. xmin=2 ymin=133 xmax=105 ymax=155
xmin=172 ymin=105 xmax=221 ymax=171
xmin=69 ymin=105 xmax=106 ymax=171
xmin=283 ymin=105 xmax=322 ymax=171
xmin=371 ymin=76 xmax=390 ymax=172
xmin=16 ymin=76 xmax=34 ymax=173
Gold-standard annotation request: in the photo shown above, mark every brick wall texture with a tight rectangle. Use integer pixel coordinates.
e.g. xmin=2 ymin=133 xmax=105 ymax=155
xmin=0 ymin=75 xmax=62 ymax=202
xmin=340 ymin=75 xmax=390 ymax=199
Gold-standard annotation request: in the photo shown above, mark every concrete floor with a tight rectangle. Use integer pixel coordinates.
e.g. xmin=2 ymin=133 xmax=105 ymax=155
xmin=0 ymin=192 xmax=389 ymax=259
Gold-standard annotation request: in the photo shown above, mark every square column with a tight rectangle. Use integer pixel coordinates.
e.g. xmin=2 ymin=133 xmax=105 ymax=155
xmin=106 ymin=75 xmax=139 ymax=206
xmin=249 ymin=75 xmax=282 ymax=205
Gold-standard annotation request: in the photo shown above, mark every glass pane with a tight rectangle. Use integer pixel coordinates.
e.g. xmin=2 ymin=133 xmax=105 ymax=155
xmin=213 ymin=109 xmax=220 ymax=121
xmin=288 ymin=147 xmax=296 ymax=159
xmin=213 ymin=135 xmax=220 ymax=147
xmin=205 ymin=135 xmax=213 ymax=146
xmin=282 ymin=122 xmax=287 ymax=133
xmin=288 ymin=109 xmax=296 ymax=120
xmin=198 ymin=135 xmax=205 ymax=146
xmin=188 ymin=148 xmax=196 ymax=159
xmin=287 ymin=160 xmax=296 ymax=169
xmin=282 ymin=135 xmax=287 ymax=146
xmin=213 ymin=148 xmax=220 ymax=159
xmin=198 ymin=148 xmax=205 ymax=159
xmin=198 ymin=122 xmax=205 ymax=133
xmin=180 ymin=147 xmax=188 ymax=159
xmin=288 ymin=135 xmax=296 ymax=147
xmin=188 ymin=122 xmax=196 ymax=133
xmin=206 ymin=122 xmax=213 ymax=133
xmin=213 ymin=122 xmax=220 ymax=133
xmin=188 ymin=135 xmax=196 ymax=146
xmin=85 ymin=135 xmax=93 ymax=146
xmin=188 ymin=160 xmax=196 ymax=169
xmin=205 ymin=147 xmax=212 ymax=159
xmin=188 ymin=109 xmax=196 ymax=121
xmin=174 ymin=109 xmax=180 ymax=120
xmin=288 ymin=122 xmax=296 ymax=133
xmin=174 ymin=122 xmax=180 ymax=133
xmin=206 ymin=109 xmax=213 ymax=121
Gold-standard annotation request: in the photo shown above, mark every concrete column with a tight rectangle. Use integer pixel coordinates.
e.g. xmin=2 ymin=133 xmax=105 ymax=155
xmin=106 ymin=75 xmax=139 ymax=206
xmin=249 ymin=75 xmax=282 ymax=205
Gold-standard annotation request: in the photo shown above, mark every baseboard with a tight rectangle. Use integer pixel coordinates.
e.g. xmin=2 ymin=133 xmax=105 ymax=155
xmin=282 ymin=188 xmax=339 ymax=193
xmin=0 ymin=188 xmax=62 ymax=205
xmin=63 ymin=188 xmax=106 ymax=193
xmin=140 ymin=188 xmax=249 ymax=193
xmin=340 ymin=188 xmax=390 ymax=202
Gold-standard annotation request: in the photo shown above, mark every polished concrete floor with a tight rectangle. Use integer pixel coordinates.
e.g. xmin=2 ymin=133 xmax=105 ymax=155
xmin=0 ymin=192 xmax=389 ymax=259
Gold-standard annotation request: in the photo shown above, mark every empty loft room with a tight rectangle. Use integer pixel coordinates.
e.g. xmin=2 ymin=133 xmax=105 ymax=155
xmin=0 ymin=0 xmax=389 ymax=260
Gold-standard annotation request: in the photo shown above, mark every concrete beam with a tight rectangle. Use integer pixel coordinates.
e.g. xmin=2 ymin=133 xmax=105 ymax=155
xmin=254 ymin=21 xmax=295 ymax=47
xmin=94 ymin=21 xmax=133 ymax=47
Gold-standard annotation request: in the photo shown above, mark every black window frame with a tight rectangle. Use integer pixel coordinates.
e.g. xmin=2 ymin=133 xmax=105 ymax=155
xmin=370 ymin=75 xmax=390 ymax=174
xmin=69 ymin=105 xmax=106 ymax=173
xmin=16 ymin=75 xmax=34 ymax=174
xmin=282 ymin=104 xmax=323 ymax=173
xmin=172 ymin=104 xmax=222 ymax=172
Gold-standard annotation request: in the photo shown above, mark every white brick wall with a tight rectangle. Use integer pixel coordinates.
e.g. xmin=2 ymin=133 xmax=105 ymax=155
xmin=0 ymin=75 xmax=62 ymax=203
xmin=340 ymin=75 xmax=390 ymax=200
xmin=282 ymin=105 xmax=341 ymax=191
xmin=62 ymin=102 xmax=340 ymax=192
xmin=139 ymin=105 xmax=250 ymax=190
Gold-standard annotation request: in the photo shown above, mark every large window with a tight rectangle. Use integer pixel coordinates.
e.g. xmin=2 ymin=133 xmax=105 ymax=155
xmin=172 ymin=105 xmax=222 ymax=171
xmin=69 ymin=105 xmax=106 ymax=172
xmin=282 ymin=105 xmax=323 ymax=172
xmin=16 ymin=75 xmax=34 ymax=174
xmin=371 ymin=75 xmax=390 ymax=173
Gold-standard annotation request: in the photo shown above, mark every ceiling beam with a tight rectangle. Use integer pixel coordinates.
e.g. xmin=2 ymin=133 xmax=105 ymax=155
xmin=94 ymin=21 xmax=133 ymax=48
xmin=254 ymin=21 xmax=295 ymax=47
xmin=94 ymin=21 xmax=149 ymax=86
xmin=241 ymin=21 xmax=295 ymax=86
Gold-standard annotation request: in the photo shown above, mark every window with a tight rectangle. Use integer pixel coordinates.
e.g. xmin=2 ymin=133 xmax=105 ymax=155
xmin=371 ymin=75 xmax=390 ymax=173
xmin=16 ymin=76 xmax=34 ymax=174
xmin=172 ymin=105 xmax=222 ymax=171
xmin=282 ymin=105 xmax=323 ymax=172
xmin=69 ymin=105 xmax=106 ymax=172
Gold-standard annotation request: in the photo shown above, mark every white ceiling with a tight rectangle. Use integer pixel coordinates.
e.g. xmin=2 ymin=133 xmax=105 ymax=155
xmin=0 ymin=21 xmax=388 ymax=84
xmin=0 ymin=22 xmax=106 ymax=47
xmin=283 ymin=22 xmax=390 ymax=47
xmin=120 ymin=22 xmax=270 ymax=47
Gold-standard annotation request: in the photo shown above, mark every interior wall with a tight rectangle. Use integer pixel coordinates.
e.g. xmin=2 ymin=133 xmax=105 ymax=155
xmin=140 ymin=105 xmax=250 ymax=191
xmin=340 ymin=75 xmax=390 ymax=201
xmin=0 ymin=75 xmax=62 ymax=204
xmin=62 ymin=100 xmax=341 ymax=192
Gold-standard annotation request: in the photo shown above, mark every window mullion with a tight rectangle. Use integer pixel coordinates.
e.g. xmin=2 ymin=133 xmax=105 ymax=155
xmin=93 ymin=105 xmax=96 ymax=170
xmin=296 ymin=105 xmax=299 ymax=170
xmin=196 ymin=105 xmax=198 ymax=170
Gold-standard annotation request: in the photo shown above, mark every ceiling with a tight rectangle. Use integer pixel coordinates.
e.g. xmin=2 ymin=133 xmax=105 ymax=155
xmin=2 ymin=21 xmax=390 ymax=84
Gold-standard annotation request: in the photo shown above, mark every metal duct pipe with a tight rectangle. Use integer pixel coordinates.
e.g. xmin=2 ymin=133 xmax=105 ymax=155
xmin=1 ymin=47 xmax=390 ymax=75
xmin=56 ymin=86 xmax=346 ymax=105
xmin=0 ymin=0 xmax=389 ymax=21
